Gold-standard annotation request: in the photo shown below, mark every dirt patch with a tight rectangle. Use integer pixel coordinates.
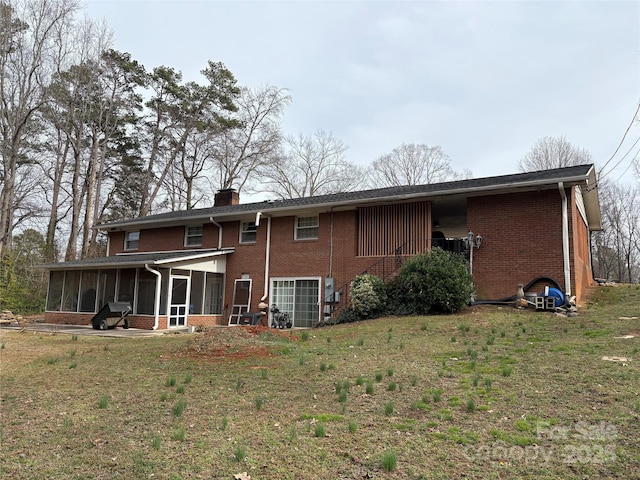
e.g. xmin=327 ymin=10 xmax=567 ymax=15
xmin=173 ymin=326 xmax=296 ymax=361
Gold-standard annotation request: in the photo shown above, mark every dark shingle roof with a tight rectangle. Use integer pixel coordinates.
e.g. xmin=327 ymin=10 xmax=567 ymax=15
xmin=98 ymin=164 xmax=597 ymax=230
xmin=38 ymin=249 xmax=233 ymax=270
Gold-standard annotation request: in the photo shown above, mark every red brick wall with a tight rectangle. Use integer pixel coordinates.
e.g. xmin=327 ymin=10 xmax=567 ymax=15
xmin=109 ymin=231 xmax=125 ymax=255
xmin=45 ymin=312 xmax=95 ymax=326
xmin=44 ymin=312 xmax=155 ymax=329
xmin=218 ymin=212 xmax=376 ymax=321
xmin=94 ymin=189 xmax=596 ymax=326
xmin=467 ymin=190 xmax=565 ymax=300
xmin=570 ymin=188 xmax=594 ymax=304
xmin=108 ymin=224 xmax=222 ymax=255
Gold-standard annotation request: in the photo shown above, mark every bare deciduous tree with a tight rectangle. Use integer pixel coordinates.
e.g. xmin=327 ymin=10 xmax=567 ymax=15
xmin=0 ymin=0 xmax=80 ymax=256
xmin=371 ymin=143 xmax=463 ymax=187
xmin=209 ymin=85 xmax=291 ymax=193
xmin=260 ymin=130 xmax=366 ymax=199
xmin=518 ymin=135 xmax=592 ymax=172
xmin=593 ymin=182 xmax=640 ymax=283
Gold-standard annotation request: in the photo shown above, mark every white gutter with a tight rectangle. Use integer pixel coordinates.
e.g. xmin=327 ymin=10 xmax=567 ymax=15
xmin=261 ymin=215 xmax=271 ymax=301
xmin=329 ymin=208 xmax=334 ymax=277
xmin=145 ymin=264 xmax=162 ymax=330
xmin=97 ymin=173 xmax=593 ymax=231
xmin=558 ymin=182 xmax=572 ymax=299
xmin=209 ymin=216 xmax=223 ymax=249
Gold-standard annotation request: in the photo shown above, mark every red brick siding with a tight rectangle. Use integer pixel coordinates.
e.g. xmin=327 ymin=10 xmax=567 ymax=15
xmin=467 ymin=190 xmax=565 ymax=300
xmin=220 ymin=210 xmax=417 ymax=322
xmin=109 ymin=231 xmax=125 ymax=255
xmin=109 ymin=224 xmax=222 ymax=255
xmin=44 ymin=311 xmax=224 ymax=330
xmin=46 ymin=312 xmax=95 ymax=326
xmin=570 ymin=188 xmax=594 ymax=304
xmin=64 ymin=190 xmax=595 ymax=329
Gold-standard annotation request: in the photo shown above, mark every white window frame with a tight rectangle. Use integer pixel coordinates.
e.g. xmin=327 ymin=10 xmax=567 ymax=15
xmin=124 ymin=231 xmax=139 ymax=251
xmin=240 ymin=221 xmax=257 ymax=244
xmin=295 ymin=215 xmax=319 ymax=240
xmin=270 ymin=277 xmax=321 ymax=328
xmin=185 ymin=225 xmax=203 ymax=247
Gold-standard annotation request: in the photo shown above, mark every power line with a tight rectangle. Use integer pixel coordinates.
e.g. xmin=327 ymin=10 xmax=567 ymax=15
xmin=597 ymin=102 xmax=640 ymax=177
xmin=612 ymin=146 xmax=640 ymax=184
xmin=600 ymin=134 xmax=640 ymax=181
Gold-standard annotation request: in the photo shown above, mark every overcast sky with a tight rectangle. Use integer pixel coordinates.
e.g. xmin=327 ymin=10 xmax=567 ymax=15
xmin=86 ymin=0 xmax=640 ymax=189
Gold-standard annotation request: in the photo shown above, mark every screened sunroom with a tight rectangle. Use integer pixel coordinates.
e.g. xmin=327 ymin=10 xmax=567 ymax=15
xmin=40 ymin=249 xmax=232 ymax=330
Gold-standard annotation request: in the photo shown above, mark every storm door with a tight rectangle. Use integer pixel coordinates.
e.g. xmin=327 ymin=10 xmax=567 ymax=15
xmin=228 ymin=279 xmax=252 ymax=325
xmin=168 ymin=275 xmax=190 ymax=328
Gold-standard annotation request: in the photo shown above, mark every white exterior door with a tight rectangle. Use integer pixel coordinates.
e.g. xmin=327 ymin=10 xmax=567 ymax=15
xmin=168 ymin=275 xmax=190 ymax=328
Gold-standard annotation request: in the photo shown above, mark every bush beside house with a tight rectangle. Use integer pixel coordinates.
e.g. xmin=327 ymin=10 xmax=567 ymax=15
xmin=335 ymin=249 xmax=474 ymax=324
xmin=387 ymin=248 xmax=474 ymax=315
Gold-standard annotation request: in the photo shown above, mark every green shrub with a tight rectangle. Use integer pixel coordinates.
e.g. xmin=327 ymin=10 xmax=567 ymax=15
xmin=386 ymin=248 xmax=473 ymax=314
xmin=350 ymin=273 xmax=387 ymax=319
xmin=334 ymin=306 xmax=360 ymax=324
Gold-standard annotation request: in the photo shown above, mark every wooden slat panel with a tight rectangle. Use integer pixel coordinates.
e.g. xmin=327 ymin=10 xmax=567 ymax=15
xmin=358 ymin=201 xmax=431 ymax=257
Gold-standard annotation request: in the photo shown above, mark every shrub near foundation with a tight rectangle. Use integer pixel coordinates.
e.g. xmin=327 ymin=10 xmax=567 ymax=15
xmin=350 ymin=273 xmax=387 ymax=319
xmin=387 ymin=248 xmax=474 ymax=314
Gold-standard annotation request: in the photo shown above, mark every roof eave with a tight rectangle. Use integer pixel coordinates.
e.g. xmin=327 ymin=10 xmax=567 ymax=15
xmin=581 ymin=166 xmax=602 ymax=231
xmin=96 ymin=170 xmax=595 ymax=231
xmin=37 ymin=248 xmax=234 ymax=270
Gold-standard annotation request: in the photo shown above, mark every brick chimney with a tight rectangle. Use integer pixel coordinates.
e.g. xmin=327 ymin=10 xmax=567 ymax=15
xmin=214 ymin=189 xmax=239 ymax=207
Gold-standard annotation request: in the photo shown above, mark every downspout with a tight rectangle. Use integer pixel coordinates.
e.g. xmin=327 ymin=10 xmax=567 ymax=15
xmin=329 ymin=207 xmax=334 ymax=277
xmin=209 ymin=216 xmax=223 ymax=249
xmin=558 ymin=182 xmax=572 ymax=299
xmin=145 ymin=264 xmax=162 ymax=330
xmin=261 ymin=215 xmax=271 ymax=301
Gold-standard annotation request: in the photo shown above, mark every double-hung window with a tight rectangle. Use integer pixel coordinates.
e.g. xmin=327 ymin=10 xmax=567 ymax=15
xmin=185 ymin=225 xmax=203 ymax=247
xmin=295 ymin=216 xmax=319 ymax=240
xmin=125 ymin=231 xmax=139 ymax=250
xmin=240 ymin=222 xmax=257 ymax=244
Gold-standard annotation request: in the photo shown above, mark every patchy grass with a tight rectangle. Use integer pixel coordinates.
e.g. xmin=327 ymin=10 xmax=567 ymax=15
xmin=0 ymin=285 xmax=639 ymax=478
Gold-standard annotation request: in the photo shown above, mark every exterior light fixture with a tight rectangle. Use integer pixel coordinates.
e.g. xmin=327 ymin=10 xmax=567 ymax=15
xmin=465 ymin=231 xmax=474 ymax=250
xmin=465 ymin=231 xmax=482 ymax=276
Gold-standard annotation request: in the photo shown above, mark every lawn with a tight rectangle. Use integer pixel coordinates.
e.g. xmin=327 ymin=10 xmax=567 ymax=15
xmin=1 ymin=285 xmax=639 ymax=479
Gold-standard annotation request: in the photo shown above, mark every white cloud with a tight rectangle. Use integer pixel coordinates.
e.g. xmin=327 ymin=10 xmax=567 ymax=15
xmin=87 ymin=0 xmax=640 ymax=182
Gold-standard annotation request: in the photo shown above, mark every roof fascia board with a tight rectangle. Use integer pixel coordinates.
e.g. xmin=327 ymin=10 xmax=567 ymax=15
xmin=98 ymin=172 xmax=592 ymax=231
xmin=39 ymin=249 xmax=233 ymax=270
xmin=152 ymin=249 xmax=231 ymax=265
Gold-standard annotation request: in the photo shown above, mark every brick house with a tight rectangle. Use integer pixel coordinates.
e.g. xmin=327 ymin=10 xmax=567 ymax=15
xmin=41 ymin=165 xmax=601 ymax=330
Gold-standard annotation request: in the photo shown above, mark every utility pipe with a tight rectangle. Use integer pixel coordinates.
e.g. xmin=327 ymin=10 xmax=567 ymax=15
xmin=261 ymin=215 xmax=271 ymax=301
xmin=329 ymin=208 xmax=334 ymax=277
xmin=209 ymin=216 xmax=223 ymax=249
xmin=145 ymin=264 xmax=162 ymax=330
xmin=558 ymin=182 xmax=572 ymax=298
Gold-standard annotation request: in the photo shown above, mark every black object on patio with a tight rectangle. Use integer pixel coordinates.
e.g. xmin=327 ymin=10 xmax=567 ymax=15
xmin=90 ymin=302 xmax=132 ymax=330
